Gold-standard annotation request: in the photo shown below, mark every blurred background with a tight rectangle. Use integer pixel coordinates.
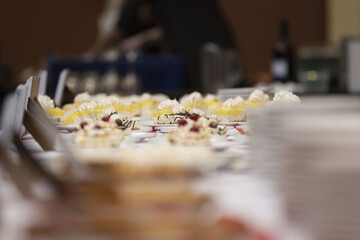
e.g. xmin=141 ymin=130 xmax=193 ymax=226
xmin=1 ymin=0 xmax=360 ymax=97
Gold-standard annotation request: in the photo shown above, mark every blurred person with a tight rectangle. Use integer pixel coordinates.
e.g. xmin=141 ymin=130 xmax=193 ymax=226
xmin=0 ymin=44 xmax=14 ymax=114
xmin=85 ymin=0 xmax=238 ymax=92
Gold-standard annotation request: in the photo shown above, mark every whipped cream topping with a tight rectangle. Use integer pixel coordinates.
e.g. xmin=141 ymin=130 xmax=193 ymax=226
xmin=158 ymin=99 xmax=179 ymax=110
xmin=127 ymin=94 xmax=140 ymax=103
xmin=234 ymin=96 xmax=245 ymax=104
xmin=172 ymin=104 xmax=186 ymax=114
xmin=222 ymin=98 xmax=238 ymax=108
xmin=208 ymin=115 xmax=218 ymax=122
xmin=106 ymin=95 xmax=121 ymax=104
xmin=179 ymin=94 xmax=188 ymax=104
xmin=101 ymin=106 xmax=116 ymax=117
xmin=180 ymin=91 xmax=203 ymax=106
xmin=204 ymin=94 xmax=217 ymax=102
xmin=38 ymin=95 xmax=55 ymax=109
xmin=110 ymin=113 xmax=126 ymax=122
xmin=152 ymin=94 xmax=168 ymax=102
xmin=91 ymin=93 xmax=107 ymax=102
xmin=189 ymin=108 xmax=205 ymax=116
xmin=196 ymin=117 xmax=210 ymax=128
xmin=78 ymin=102 xmax=97 ymax=111
xmin=188 ymin=91 xmax=203 ymax=102
xmin=74 ymin=92 xmax=91 ymax=103
xmin=248 ymin=90 xmax=269 ymax=103
xmin=97 ymin=98 xmax=112 ymax=106
xmin=140 ymin=93 xmax=151 ymax=101
xmin=271 ymin=91 xmax=301 ymax=105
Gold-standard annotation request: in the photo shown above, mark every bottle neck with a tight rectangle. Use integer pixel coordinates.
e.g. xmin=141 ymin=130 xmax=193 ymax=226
xmin=279 ymin=34 xmax=289 ymax=43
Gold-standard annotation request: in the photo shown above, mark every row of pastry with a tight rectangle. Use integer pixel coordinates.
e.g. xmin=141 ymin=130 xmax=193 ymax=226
xmin=153 ymin=90 xmax=300 ymax=123
xmin=38 ymin=89 xmax=300 ymax=127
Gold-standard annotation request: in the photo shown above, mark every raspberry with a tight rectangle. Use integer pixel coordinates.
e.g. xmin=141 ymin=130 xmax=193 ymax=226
xmin=178 ymin=119 xmax=187 ymax=126
xmin=80 ymin=122 xmax=88 ymax=129
xmin=190 ymin=126 xmax=199 ymax=132
xmin=102 ymin=116 xmax=110 ymax=122
xmin=189 ymin=114 xmax=199 ymax=121
xmin=94 ymin=125 xmax=101 ymax=129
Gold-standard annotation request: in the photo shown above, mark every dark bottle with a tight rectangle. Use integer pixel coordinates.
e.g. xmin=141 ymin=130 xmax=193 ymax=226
xmin=271 ymin=20 xmax=295 ymax=83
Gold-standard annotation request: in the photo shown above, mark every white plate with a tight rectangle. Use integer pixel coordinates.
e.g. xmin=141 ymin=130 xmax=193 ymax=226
xmin=131 ymin=131 xmax=157 ymax=138
xmin=133 ymin=116 xmax=152 ymax=121
xmin=158 ymin=128 xmax=175 ymax=133
xmin=21 ymin=139 xmax=44 ymax=152
xmin=56 ymin=125 xmax=78 ymax=132
xmin=139 ymin=126 xmax=154 ymax=132
xmin=141 ymin=120 xmax=177 ymax=128
xmin=218 ymin=122 xmax=246 ymax=126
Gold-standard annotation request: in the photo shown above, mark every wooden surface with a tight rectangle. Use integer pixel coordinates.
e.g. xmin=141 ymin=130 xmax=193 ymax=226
xmin=0 ymin=0 xmax=326 ymax=84
xmin=219 ymin=0 xmax=326 ymax=81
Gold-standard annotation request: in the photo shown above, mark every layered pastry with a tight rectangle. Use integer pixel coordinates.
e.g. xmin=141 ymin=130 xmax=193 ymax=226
xmin=138 ymin=93 xmax=168 ymax=116
xmin=180 ymin=91 xmax=203 ymax=110
xmin=111 ymin=100 xmax=140 ymax=118
xmin=153 ymin=99 xmax=189 ymax=124
xmin=202 ymin=94 xmax=222 ymax=114
xmin=186 ymin=114 xmax=227 ymax=135
xmin=266 ymin=90 xmax=301 ymax=106
xmin=71 ymin=119 xmax=125 ymax=148
xmin=138 ymin=93 xmax=155 ymax=116
xmin=207 ymin=120 xmax=228 ymax=135
xmin=109 ymin=113 xmax=140 ymax=132
xmin=62 ymin=92 xmax=91 ymax=112
xmin=63 ymin=102 xmax=99 ymax=126
xmin=167 ymin=116 xmax=211 ymax=146
xmin=74 ymin=92 xmax=91 ymax=104
xmin=37 ymin=94 xmax=64 ymax=123
xmin=76 ymin=145 xmax=215 ymax=180
xmin=215 ymin=98 xmax=246 ymax=122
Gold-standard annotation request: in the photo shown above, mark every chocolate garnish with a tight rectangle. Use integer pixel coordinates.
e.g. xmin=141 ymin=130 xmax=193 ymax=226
xmin=209 ymin=121 xmax=218 ymax=128
xmin=115 ymin=119 xmax=123 ymax=126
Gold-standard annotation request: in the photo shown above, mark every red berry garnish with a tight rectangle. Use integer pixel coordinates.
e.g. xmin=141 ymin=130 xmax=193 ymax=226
xmin=178 ymin=119 xmax=187 ymax=126
xmin=94 ymin=125 xmax=101 ymax=129
xmin=237 ymin=128 xmax=245 ymax=134
xmin=189 ymin=114 xmax=199 ymax=121
xmin=80 ymin=122 xmax=88 ymax=129
xmin=190 ymin=126 xmax=199 ymax=133
xmin=102 ymin=116 xmax=110 ymax=122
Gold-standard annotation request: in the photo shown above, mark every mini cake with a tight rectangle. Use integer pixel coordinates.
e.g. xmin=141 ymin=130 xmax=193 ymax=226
xmin=63 ymin=102 xmax=99 ymax=126
xmin=180 ymin=91 xmax=203 ymax=110
xmin=62 ymin=92 xmax=91 ymax=111
xmin=38 ymin=94 xmax=64 ymax=123
xmin=240 ymin=90 xmax=269 ymax=107
xmin=202 ymin=94 xmax=222 ymax=114
xmin=192 ymin=115 xmax=227 ymax=135
xmin=139 ymin=93 xmax=162 ymax=116
xmin=153 ymin=99 xmax=189 ymax=124
xmin=167 ymin=116 xmax=211 ymax=146
xmin=74 ymin=92 xmax=91 ymax=104
xmin=109 ymin=113 xmax=140 ymax=131
xmin=266 ymin=90 xmax=301 ymax=106
xmin=152 ymin=93 xmax=168 ymax=103
xmin=139 ymin=93 xmax=154 ymax=116
xmin=215 ymin=98 xmax=246 ymax=122
xmin=207 ymin=120 xmax=228 ymax=135
xmin=71 ymin=120 xmax=125 ymax=148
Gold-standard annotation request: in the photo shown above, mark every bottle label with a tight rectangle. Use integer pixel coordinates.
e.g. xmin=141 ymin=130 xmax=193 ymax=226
xmin=271 ymin=59 xmax=289 ymax=80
